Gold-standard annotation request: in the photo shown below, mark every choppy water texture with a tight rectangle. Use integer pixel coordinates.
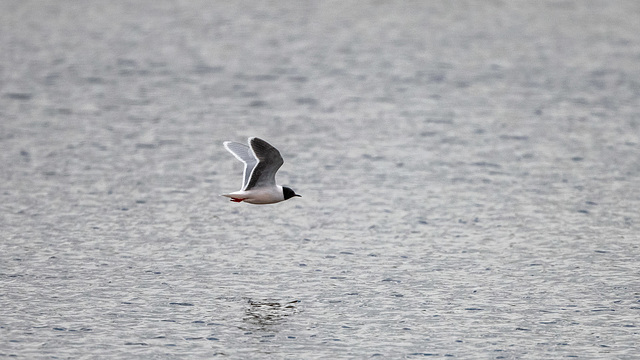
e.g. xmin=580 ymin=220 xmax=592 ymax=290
xmin=1 ymin=1 xmax=640 ymax=359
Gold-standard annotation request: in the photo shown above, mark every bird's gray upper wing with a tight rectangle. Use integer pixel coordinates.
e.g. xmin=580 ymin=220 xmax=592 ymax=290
xmin=245 ymin=137 xmax=284 ymax=190
xmin=223 ymin=141 xmax=258 ymax=190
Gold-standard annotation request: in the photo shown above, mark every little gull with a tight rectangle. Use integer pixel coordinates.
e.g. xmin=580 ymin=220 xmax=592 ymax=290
xmin=222 ymin=137 xmax=301 ymax=204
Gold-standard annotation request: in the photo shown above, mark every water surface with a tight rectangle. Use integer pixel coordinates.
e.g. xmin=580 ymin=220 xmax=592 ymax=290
xmin=1 ymin=1 xmax=639 ymax=358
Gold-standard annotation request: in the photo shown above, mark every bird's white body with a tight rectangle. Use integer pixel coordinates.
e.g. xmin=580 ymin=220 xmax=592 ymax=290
xmin=222 ymin=185 xmax=285 ymax=204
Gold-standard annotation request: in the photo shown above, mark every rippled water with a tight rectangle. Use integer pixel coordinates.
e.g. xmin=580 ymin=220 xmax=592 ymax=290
xmin=1 ymin=1 xmax=639 ymax=358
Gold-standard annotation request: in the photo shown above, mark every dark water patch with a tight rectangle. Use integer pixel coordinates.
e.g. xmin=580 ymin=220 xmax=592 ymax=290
xmin=472 ymin=162 xmax=501 ymax=168
xmin=252 ymin=74 xmax=279 ymax=81
xmin=249 ymin=100 xmax=268 ymax=107
xmin=117 ymin=58 xmax=137 ymax=67
xmin=86 ymin=76 xmax=105 ymax=84
xmin=374 ymin=96 xmax=394 ymax=103
xmin=362 ymin=154 xmax=384 ymax=160
xmin=43 ymin=107 xmax=72 ymax=115
xmin=124 ymin=342 xmax=148 ymax=346
xmin=45 ymin=73 xmax=60 ymax=85
xmin=295 ymin=97 xmax=318 ymax=105
xmin=409 ymin=353 xmax=439 ymax=356
xmin=169 ymin=302 xmax=194 ymax=306
xmin=500 ymin=135 xmax=529 ymax=141
xmin=288 ymin=76 xmax=307 ymax=82
xmin=4 ymin=93 xmax=32 ymax=100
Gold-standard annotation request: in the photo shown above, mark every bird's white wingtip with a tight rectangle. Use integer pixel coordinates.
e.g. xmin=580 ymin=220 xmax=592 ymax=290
xmin=223 ymin=141 xmax=237 ymax=152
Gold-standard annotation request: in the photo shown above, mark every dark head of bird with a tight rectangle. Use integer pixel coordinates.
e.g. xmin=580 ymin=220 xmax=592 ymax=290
xmin=282 ymin=186 xmax=301 ymax=200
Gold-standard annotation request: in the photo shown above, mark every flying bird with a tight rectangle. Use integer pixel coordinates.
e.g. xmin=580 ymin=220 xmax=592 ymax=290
xmin=222 ymin=137 xmax=301 ymax=204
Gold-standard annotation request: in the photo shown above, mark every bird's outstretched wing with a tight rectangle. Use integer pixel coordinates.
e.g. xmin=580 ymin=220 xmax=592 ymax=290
xmin=223 ymin=141 xmax=257 ymax=190
xmin=245 ymin=137 xmax=284 ymax=190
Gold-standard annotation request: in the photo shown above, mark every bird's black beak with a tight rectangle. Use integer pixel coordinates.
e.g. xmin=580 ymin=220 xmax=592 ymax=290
xmin=295 ymin=194 xmax=302 ymax=197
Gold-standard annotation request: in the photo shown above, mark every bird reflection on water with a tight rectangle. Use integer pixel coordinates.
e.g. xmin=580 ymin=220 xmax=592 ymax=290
xmin=243 ymin=299 xmax=300 ymax=328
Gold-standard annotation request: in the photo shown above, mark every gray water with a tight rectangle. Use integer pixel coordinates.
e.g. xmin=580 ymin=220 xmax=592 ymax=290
xmin=1 ymin=1 xmax=639 ymax=359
